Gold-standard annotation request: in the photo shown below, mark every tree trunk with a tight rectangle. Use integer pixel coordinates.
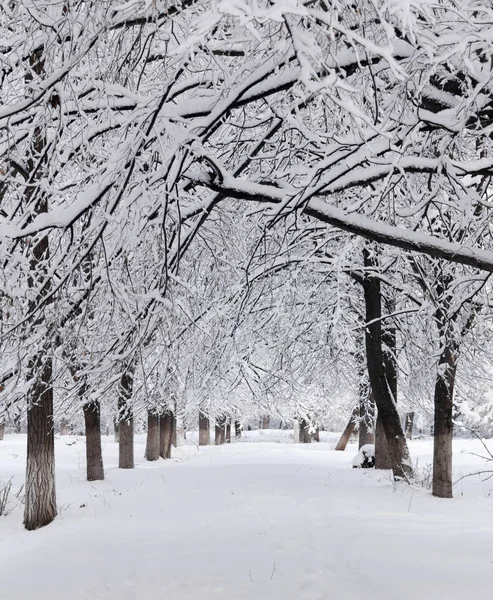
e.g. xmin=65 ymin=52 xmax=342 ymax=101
xmin=199 ymin=411 xmax=210 ymax=446
xmin=374 ymin=297 xmax=397 ymax=470
xmin=159 ymin=411 xmax=174 ymax=459
xmin=262 ymin=415 xmax=270 ymax=429
xmin=299 ymin=418 xmax=311 ymax=443
xmin=118 ymin=369 xmax=135 ymax=469
xmin=83 ymin=401 xmax=104 ymax=481
xmin=24 ymin=356 xmax=57 ymax=531
xmin=234 ymin=420 xmax=242 ymax=439
xmin=432 ymin=343 xmax=457 ymax=498
xmin=313 ymin=427 xmax=320 ymax=442
xmin=362 ymin=250 xmax=413 ymax=480
xmin=335 ymin=406 xmax=358 ymax=451
xmin=215 ymin=415 xmax=226 ymax=445
xmin=374 ymin=416 xmax=392 ymax=469
xmin=225 ymin=422 xmax=231 ymax=443
xmin=0 ymin=423 xmax=4 ymax=440
xmin=145 ymin=411 xmax=160 ymax=461
xmin=114 ymin=419 xmax=120 ymax=443
xmin=405 ymin=412 xmax=415 ymax=440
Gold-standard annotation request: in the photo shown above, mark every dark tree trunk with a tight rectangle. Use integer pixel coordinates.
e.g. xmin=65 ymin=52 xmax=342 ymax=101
xmin=374 ymin=298 xmax=397 ymax=469
xmin=359 ymin=389 xmax=376 ymax=450
xmin=215 ymin=415 xmax=226 ymax=445
xmin=83 ymin=401 xmax=104 ymax=481
xmin=313 ymin=427 xmax=320 ymax=442
xmin=405 ymin=412 xmax=415 ymax=440
xmin=199 ymin=410 xmax=210 ymax=446
xmin=432 ymin=343 xmax=457 ymax=498
xmin=225 ymin=422 xmax=231 ymax=443
xmin=24 ymin=356 xmax=57 ymax=531
xmin=23 ymin=40 xmax=57 ymax=532
xmin=299 ymin=418 xmax=311 ymax=443
xmin=363 ymin=250 xmax=413 ymax=480
xmin=262 ymin=415 xmax=270 ymax=429
xmin=374 ymin=416 xmax=392 ymax=469
xmin=335 ymin=406 xmax=359 ymax=451
xmin=118 ymin=369 xmax=135 ymax=469
xmin=159 ymin=411 xmax=174 ymax=459
xmin=0 ymin=423 xmax=4 ymax=440
xmin=145 ymin=411 xmax=160 ymax=461
xmin=235 ymin=420 xmax=242 ymax=439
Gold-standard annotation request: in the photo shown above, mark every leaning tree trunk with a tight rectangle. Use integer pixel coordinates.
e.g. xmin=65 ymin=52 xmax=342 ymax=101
xmin=145 ymin=410 xmax=160 ymax=461
xmin=118 ymin=368 xmax=135 ymax=469
xmin=83 ymin=401 xmax=104 ymax=481
xmin=199 ymin=410 xmax=210 ymax=446
xmin=405 ymin=412 xmax=415 ymax=440
xmin=335 ymin=406 xmax=359 ymax=451
xmin=432 ymin=342 xmax=458 ymax=498
xmin=24 ymin=355 xmax=57 ymax=530
xmin=159 ymin=411 xmax=174 ymax=459
xmin=363 ymin=250 xmax=413 ymax=480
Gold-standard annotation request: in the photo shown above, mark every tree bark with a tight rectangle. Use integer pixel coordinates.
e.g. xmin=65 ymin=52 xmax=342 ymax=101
xmin=374 ymin=416 xmax=392 ymax=469
xmin=235 ymin=420 xmax=242 ymax=439
xmin=23 ymin=33 xmax=57 ymax=533
xmin=262 ymin=415 xmax=270 ymax=429
xmin=83 ymin=401 xmax=104 ymax=481
xmin=225 ymin=422 xmax=231 ymax=443
xmin=159 ymin=411 xmax=174 ymax=459
xmin=215 ymin=415 xmax=226 ymax=445
xmin=335 ymin=406 xmax=359 ymax=451
xmin=0 ymin=423 xmax=4 ymax=440
xmin=405 ymin=412 xmax=415 ymax=440
xmin=432 ymin=343 xmax=457 ymax=498
xmin=313 ymin=427 xmax=320 ymax=442
xmin=145 ymin=411 xmax=160 ymax=461
xmin=363 ymin=250 xmax=413 ymax=479
xmin=24 ymin=356 xmax=57 ymax=531
xmin=199 ymin=410 xmax=210 ymax=446
xmin=118 ymin=369 xmax=135 ymax=469
xmin=299 ymin=418 xmax=311 ymax=443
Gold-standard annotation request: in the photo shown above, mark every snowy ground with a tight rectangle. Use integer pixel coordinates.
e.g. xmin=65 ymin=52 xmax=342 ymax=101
xmin=1 ymin=430 xmax=493 ymax=600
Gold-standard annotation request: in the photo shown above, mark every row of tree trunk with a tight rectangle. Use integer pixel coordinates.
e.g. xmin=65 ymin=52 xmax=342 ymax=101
xmin=198 ymin=411 xmax=241 ymax=446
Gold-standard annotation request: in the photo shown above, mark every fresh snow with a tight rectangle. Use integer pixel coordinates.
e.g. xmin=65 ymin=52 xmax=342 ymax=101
xmin=1 ymin=431 xmax=493 ymax=599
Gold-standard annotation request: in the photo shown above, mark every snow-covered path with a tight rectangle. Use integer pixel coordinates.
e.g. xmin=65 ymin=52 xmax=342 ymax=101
xmin=1 ymin=433 xmax=493 ymax=599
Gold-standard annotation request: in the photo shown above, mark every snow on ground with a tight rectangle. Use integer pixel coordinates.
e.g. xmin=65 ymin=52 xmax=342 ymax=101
xmin=1 ymin=431 xmax=493 ymax=600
